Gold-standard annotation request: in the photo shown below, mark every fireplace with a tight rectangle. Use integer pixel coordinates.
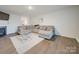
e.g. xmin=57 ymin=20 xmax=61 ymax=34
xmin=0 ymin=26 xmax=6 ymax=36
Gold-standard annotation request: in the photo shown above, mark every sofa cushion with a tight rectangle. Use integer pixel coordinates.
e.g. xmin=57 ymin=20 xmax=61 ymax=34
xmin=35 ymin=26 xmax=40 ymax=29
xmin=18 ymin=26 xmax=26 ymax=31
xmin=39 ymin=26 xmax=46 ymax=30
xmin=39 ymin=30 xmax=50 ymax=34
xmin=46 ymin=26 xmax=54 ymax=31
xmin=33 ymin=29 xmax=39 ymax=33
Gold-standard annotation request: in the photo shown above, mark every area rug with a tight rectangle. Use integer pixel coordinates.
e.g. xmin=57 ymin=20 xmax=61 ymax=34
xmin=10 ymin=33 xmax=44 ymax=54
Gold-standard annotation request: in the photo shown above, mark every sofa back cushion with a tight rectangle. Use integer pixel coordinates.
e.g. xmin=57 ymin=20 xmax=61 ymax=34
xmin=18 ymin=26 xmax=26 ymax=32
xmin=46 ymin=26 xmax=54 ymax=31
xmin=39 ymin=26 xmax=54 ymax=31
xmin=39 ymin=26 xmax=46 ymax=30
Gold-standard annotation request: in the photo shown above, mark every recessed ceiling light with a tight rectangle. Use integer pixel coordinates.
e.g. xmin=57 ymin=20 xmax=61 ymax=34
xmin=28 ymin=6 xmax=33 ymax=10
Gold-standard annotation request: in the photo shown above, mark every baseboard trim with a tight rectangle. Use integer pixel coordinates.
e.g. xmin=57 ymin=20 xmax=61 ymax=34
xmin=56 ymin=35 xmax=78 ymax=42
xmin=56 ymin=35 xmax=75 ymax=39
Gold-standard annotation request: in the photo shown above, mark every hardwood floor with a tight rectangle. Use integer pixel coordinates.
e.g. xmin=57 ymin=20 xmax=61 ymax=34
xmin=0 ymin=36 xmax=17 ymax=54
xmin=0 ymin=34 xmax=79 ymax=54
xmin=26 ymin=36 xmax=78 ymax=54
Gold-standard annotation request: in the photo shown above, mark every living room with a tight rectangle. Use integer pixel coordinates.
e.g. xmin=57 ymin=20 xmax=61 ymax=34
xmin=0 ymin=5 xmax=79 ymax=54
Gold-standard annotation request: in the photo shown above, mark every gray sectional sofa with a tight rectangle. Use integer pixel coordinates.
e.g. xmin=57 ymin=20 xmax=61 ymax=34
xmin=17 ymin=25 xmax=55 ymax=39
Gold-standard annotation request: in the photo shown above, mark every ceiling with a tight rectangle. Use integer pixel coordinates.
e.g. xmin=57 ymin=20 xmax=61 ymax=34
xmin=0 ymin=5 xmax=74 ymax=17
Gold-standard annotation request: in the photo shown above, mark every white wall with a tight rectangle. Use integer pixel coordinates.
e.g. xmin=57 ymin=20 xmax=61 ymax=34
xmin=31 ymin=6 xmax=79 ymax=42
xmin=7 ymin=14 xmax=21 ymax=34
xmin=0 ymin=14 xmax=29 ymax=34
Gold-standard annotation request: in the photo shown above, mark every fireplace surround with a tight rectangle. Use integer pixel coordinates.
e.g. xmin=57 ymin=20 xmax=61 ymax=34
xmin=0 ymin=26 xmax=6 ymax=36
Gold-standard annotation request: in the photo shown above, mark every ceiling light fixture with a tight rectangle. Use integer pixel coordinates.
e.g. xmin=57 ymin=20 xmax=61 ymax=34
xmin=28 ymin=6 xmax=33 ymax=10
